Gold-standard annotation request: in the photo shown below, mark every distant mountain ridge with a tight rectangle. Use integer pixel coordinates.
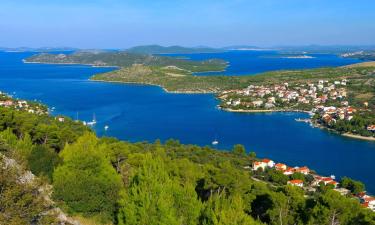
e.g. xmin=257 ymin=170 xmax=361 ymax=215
xmin=124 ymin=45 xmax=224 ymax=54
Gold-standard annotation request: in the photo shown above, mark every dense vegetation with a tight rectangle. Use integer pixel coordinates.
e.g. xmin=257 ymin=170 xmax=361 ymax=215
xmin=0 ymin=101 xmax=374 ymax=224
xmin=25 ymin=51 xmax=227 ymax=73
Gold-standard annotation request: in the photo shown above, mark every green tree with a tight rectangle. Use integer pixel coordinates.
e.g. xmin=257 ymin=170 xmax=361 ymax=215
xmin=117 ymin=153 xmax=202 ymax=225
xmin=341 ymin=177 xmax=365 ymax=195
xmin=53 ymin=133 xmax=122 ymax=221
xmin=233 ymin=144 xmax=246 ymax=156
xmin=248 ymin=151 xmax=256 ymax=158
xmin=28 ymin=145 xmax=61 ymax=181
xmin=200 ymin=194 xmax=261 ymax=225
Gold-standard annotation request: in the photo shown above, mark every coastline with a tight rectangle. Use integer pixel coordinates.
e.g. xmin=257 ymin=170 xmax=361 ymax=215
xmin=220 ymin=107 xmax=310 ymax=114
xmin=222 ymin=107 xmax=375 ymax=142
xmin=89 ymin=79 xmax=216 ymax=94
xmin=342 ymin=133 xmax=375 ymax=142
xmin=23 ymin=60 xmax=120 ymax=68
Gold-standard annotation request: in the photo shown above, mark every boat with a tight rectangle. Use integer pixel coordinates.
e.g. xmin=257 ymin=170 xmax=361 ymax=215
xmin=86 ymin=113 xmax=97 ymax=126
xmin=212 ymin=140 xmax=219 ymax=145
xmin=104 ymin=125 xmax=109 ymax=131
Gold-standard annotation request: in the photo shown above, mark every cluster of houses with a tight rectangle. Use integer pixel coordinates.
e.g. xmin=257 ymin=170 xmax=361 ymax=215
xmin=0 ymin=93 xmax=46 ymax=115
xmin=358 ymin=192 xmax=375 ymax=211
xmin=251 ymin=158 xmax=375 ymax=211
xmin=313 ymin=105 xmax=357 ymax=124
xmin=219 ymin=79 xmax=349 ymax=110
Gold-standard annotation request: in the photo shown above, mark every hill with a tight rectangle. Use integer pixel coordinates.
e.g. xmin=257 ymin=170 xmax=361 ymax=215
xmin=0 ymin=94 xmax=374 ymax=224
xmin=125 ymin=45 xmax=223 ymax=54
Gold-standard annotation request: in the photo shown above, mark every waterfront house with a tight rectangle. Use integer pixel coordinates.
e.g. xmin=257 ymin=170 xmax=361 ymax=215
xmin=367 ymin=125 xmax=375 ymax=132
xmin=262 ymin=159 xmax=275 ymax=168
xmin=287 ymin=179 xmax=304 ymax=187
xmin=283 ymin=167 xmax=295 ymax=176
xmin=275 ymin=163 xmax=287 ymax=171
xmin=294 ymin=166 xmax=310 ymax=175
xmin=252 ymin=161 xmax=267 ymax=171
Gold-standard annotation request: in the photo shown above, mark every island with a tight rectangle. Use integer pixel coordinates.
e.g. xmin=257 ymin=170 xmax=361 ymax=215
xmin=25 ymin=52 xmax=375 ymax=140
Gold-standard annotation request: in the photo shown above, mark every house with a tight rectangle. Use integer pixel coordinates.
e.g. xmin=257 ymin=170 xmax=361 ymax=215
xmin=252 ymin=161 xmax=267 ymax=171
xmin=252 ymin=100 xmax=263 ymax=107
xmin=262 ymin=159 xmax=275 ymax=168
xmin=275 ymin=163 xmax=287 ymax=171
xmin=294 ymin=166 xmax=310 ymax=175
xmin=362 ymin=197 xmax=375 ymax=211
xmin=57 ymin=117 xmax=65 ymax=122
xmin=0 ymin=100 xmax=13 ymax=107
xmin=334 ymin=188 xmax=350 ymax=196
xmin=283 ymin=167 xmax=295 ymax=176
xmin=288 ymin=179 xmax=304 ymax=187
xmin=328 ymin=181 xmax=339 ymax=188
xmin=367 ymin=125 xmax=375 ymax=132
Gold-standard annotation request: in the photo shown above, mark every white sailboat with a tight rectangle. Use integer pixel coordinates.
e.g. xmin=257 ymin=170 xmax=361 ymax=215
xmin=86 ymin=113 xmax=97 ymax=126
xmin=212 ymin=140 xmax=219 ymax=145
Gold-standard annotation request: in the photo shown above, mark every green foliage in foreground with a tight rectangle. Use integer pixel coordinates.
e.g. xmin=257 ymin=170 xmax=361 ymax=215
xmin=0 ymin=105 xmax=374 ymax=224
xmin=53 ymin=133 xmax=123 ymax=221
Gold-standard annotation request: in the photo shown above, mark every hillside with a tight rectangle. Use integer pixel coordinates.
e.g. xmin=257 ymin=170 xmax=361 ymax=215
xmin=1 ymin=94 xmax=374 ymax=224
xmin=125 ymin=45 xmax=223 ymax=54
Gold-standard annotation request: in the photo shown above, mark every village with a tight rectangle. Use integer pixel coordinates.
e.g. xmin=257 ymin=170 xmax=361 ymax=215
xmin=250 ymin=158 xmax=375 ymax=212
xmin=218 ymin=79 xmax=375 ymax=136
xmin=0 ymin=92 xmax=47 ymax=115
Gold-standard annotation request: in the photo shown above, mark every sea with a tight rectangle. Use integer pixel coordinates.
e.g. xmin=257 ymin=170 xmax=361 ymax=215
xmin=0 ymin=50 xmax=374 ymax=193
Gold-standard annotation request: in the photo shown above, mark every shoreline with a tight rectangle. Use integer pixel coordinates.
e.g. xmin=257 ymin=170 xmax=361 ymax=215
xmin=220 ymin=107 xmax=311 ymax=114
xmin=23 ymin=60 xmax=120 ymax=68
xmin=342 ymin=133 xmax=375 ymax=142
xmin=89 ymin=79 xmax=216 ymax=94
xmin=222 ymin=107 xmax=375 ymax=142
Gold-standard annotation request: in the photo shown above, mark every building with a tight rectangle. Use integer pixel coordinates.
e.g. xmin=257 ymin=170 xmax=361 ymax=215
xmin=294 ymin=166 xmax=310 ymax=175
xmin=283 ymin=167 xmax=295 ymax=176
xmin=252 ymin=161 xmax=267 ymax=171
xmin=262 ymin=159 xmax=275 ymax=168
xmin=288 ymin=179 xmax=304 ymax=187
xmin=367 ymin=125 xmax=375 ymax=132
xmin=275 ymin=163 xmax=287 ymax=171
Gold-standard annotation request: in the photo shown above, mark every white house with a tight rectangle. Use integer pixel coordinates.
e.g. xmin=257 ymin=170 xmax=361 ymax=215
xmin=262 ymin=159 xmax=275 ymax=168
xmin=252 ymin=161 xmax=267 ymax=171
xmin=287 ymin=179 xmax=304 ymax=187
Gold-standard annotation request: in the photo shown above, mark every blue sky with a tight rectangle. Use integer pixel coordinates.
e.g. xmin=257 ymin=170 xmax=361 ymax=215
xmin=1 ymin=0 xmax=375 ymax=48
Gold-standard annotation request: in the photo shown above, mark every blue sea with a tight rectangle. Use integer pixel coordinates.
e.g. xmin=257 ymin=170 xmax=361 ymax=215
xmin=161 ymin=50 xmax=362 ymax=75
xmin=0 ymin=51 xmax=374 ymax=193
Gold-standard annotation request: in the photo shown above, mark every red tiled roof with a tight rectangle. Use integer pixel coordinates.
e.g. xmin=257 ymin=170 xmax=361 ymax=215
xmin=289 ymin=179 xmax=303 ymax=184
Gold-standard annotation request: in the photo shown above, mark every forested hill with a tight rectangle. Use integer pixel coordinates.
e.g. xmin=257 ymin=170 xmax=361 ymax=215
xmin=0 ymin=94 xmax=374 ymax=224
xmin=124 ymin=45 xmax=223 ymax=54
xmin=25 ymin=51 xmax=227 ymax=72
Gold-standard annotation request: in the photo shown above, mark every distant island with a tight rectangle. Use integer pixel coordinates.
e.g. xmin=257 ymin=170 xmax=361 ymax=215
xmin=25 ymin=51 xmax=227 ymax=73
xmin=124 ymin=44 xmax=224 ymax=54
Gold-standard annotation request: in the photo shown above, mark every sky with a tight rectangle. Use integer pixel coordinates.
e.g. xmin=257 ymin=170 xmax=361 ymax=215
xmin=1 ymin=0 xmax=375 ymax=48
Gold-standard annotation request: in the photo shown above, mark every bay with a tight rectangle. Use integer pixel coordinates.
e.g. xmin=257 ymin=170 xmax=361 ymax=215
xmin=0 ymin=51 xmax=374 ymax=193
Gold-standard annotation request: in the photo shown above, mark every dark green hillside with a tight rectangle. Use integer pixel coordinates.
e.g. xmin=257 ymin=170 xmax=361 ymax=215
xmin=0 ymin=96 xmax=374 ymax=224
